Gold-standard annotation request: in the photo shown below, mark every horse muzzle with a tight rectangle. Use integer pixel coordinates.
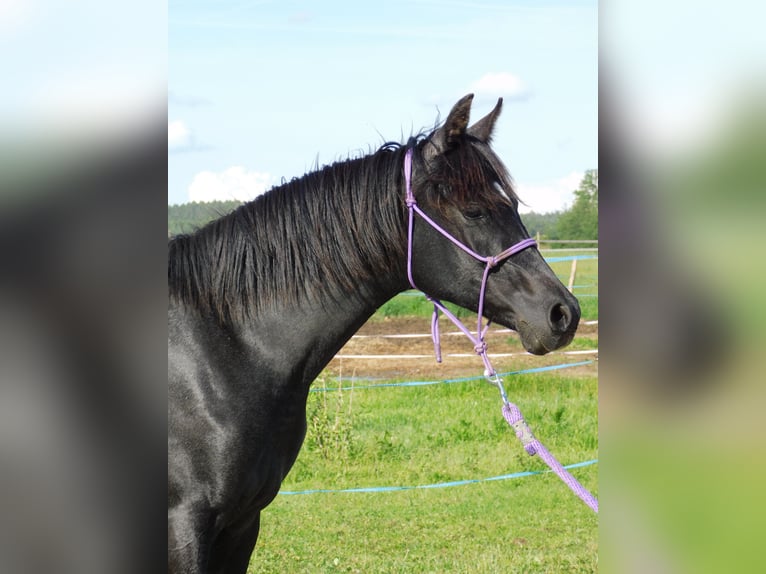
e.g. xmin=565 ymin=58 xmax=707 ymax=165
xmin=516 ymin=298 xmax=580 ymax=355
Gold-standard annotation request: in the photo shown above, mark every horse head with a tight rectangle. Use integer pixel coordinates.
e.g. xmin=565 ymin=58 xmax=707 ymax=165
xmin=408 ymin=94 xmax=580 ymax=355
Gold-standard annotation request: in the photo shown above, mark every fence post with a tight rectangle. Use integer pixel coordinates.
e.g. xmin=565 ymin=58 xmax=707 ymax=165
xmin=567 ymin=258 xmax=578 ymax=293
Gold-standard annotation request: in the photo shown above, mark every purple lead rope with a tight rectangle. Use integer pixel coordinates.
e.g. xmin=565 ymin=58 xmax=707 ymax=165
xmin=502 ymin=403 xmax=599 ymax=512
xmin=404 ymin=147 xmax=598 ymax=513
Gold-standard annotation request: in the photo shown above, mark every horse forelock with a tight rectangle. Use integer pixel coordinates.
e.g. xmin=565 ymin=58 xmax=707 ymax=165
xmin=419 ymin=137 xmax=519 ymax=212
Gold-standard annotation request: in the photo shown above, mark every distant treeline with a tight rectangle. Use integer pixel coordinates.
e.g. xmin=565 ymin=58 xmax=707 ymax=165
xmin=522 ymin=169 xmax=598 ymax=244
xmin=520 ymin=211 xmax=562 ymax=240
xmin=168 ymin=201 xmax=242 ymax=236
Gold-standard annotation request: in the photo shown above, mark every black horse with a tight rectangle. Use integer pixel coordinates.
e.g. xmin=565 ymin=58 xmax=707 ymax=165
xmin=168 ymin=94 xmax=580 ymax=573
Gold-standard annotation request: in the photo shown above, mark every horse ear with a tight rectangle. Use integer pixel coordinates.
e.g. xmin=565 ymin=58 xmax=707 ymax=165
xmin=426 ymin=94 xmax=474 ymax=159
xmin=467 ymin=97 xmax=503 ymax=143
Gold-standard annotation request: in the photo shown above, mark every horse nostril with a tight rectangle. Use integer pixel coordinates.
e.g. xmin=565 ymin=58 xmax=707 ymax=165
xmin=549 ymin=303 xmax=572 ymax=332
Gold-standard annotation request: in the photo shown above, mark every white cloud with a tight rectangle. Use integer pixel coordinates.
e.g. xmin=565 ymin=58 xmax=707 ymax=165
xmin=517 ymin=171 xmax=584 ymax=214
xmin=188 ymin=166 xmax=276 ymax=203
xmin=168 ymin=120 xmax=191 ymax=149
xmin=470 ymin=72 xmax=529 ymax=100
xmin=423 ymin=72 xmax=531 ymax=111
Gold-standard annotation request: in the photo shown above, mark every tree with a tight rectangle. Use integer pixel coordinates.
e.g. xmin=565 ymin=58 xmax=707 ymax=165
xmin=521 ymin=210 xmax=562 ymax=240
xmin=556 ymin=169 xmax=598 ymax=240
xmin=168 ymin=200 xmax=242 ymax=237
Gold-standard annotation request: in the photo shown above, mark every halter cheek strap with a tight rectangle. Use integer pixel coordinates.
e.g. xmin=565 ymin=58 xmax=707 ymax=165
xmin=403 ymin=147 xmax=598 ymax=513
xmin=404 ymin=147 xmax=536 ymax=376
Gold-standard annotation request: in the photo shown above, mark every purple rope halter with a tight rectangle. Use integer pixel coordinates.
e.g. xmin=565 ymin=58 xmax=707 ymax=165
xmin=403 ymin=147 xmax=598 ymax=513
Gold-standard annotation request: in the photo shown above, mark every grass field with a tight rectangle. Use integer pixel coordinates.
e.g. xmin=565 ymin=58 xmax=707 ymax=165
xmin=248 ymin=250 xmax=598 ymax=572
xmin=250 ymin=368 xmax=598 ymax=573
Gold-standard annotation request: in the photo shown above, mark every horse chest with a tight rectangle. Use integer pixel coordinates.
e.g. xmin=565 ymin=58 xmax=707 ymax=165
xmin=222 ymin=381 xmax=309 ymax=509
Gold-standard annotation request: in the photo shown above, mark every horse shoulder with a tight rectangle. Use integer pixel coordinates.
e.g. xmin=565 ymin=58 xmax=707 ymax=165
xmin=168 ymin=304 xmax=308 ymax=515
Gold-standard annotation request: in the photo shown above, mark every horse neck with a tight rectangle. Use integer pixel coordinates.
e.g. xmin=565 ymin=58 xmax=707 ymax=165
xmin=249 ymin=151 xmax=409 ymax=306
xmin=241 ymin=155 xmax=410 ymax=387
xmin=170 ymin=150 xmax=410 ymax=387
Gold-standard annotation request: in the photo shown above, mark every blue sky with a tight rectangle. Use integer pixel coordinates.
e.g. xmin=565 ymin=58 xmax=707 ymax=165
xmin=169 ymin=0 xmax=597 ymax=212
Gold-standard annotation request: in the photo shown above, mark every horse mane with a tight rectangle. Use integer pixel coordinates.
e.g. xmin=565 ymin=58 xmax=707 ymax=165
xmin=168 ymin=134 xmax=518 ymax=322
xmin=168 ymin=141 xmax=413 ymax=322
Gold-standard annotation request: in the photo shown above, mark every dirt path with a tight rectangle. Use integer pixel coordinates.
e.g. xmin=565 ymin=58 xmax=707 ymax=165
xmin=326 ymin=317 xmax=598 ymax=380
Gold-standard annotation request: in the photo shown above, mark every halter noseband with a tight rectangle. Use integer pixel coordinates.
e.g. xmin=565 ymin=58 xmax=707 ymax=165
xmin=403 ymin=146 xmax=536 ymax=395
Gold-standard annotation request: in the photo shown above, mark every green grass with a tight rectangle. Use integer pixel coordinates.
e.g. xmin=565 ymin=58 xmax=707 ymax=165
xmin=376 ymin=294 xmax=474 ymax=321
xmin=250 ymin=369 xmax=598 ymax=573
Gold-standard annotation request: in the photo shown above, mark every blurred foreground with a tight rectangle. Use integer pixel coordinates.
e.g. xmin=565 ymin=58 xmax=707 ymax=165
xmin=600 ymin=1 xmax=766 ymax=570
xmin=1 ymin=2 xmax=166 ymax=572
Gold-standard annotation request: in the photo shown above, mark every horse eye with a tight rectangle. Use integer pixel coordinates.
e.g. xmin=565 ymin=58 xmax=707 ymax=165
xmin=463 ymin=206 xmax=486 ymax=220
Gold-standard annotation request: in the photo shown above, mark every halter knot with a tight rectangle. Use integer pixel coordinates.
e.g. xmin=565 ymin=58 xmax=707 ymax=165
xmin=486 ymin=256 xmax=499 ymax=269
xmin=474 ymin=341 xmax=488 ymax=355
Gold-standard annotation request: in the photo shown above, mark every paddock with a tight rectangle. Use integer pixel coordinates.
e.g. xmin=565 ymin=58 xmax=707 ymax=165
xmin=248 ymin=252 xmax=598 ymax=573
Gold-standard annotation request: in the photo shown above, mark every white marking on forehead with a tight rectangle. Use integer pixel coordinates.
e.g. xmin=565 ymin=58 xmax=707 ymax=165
xmin=493 ymin=180 xmax=511 ymax=202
